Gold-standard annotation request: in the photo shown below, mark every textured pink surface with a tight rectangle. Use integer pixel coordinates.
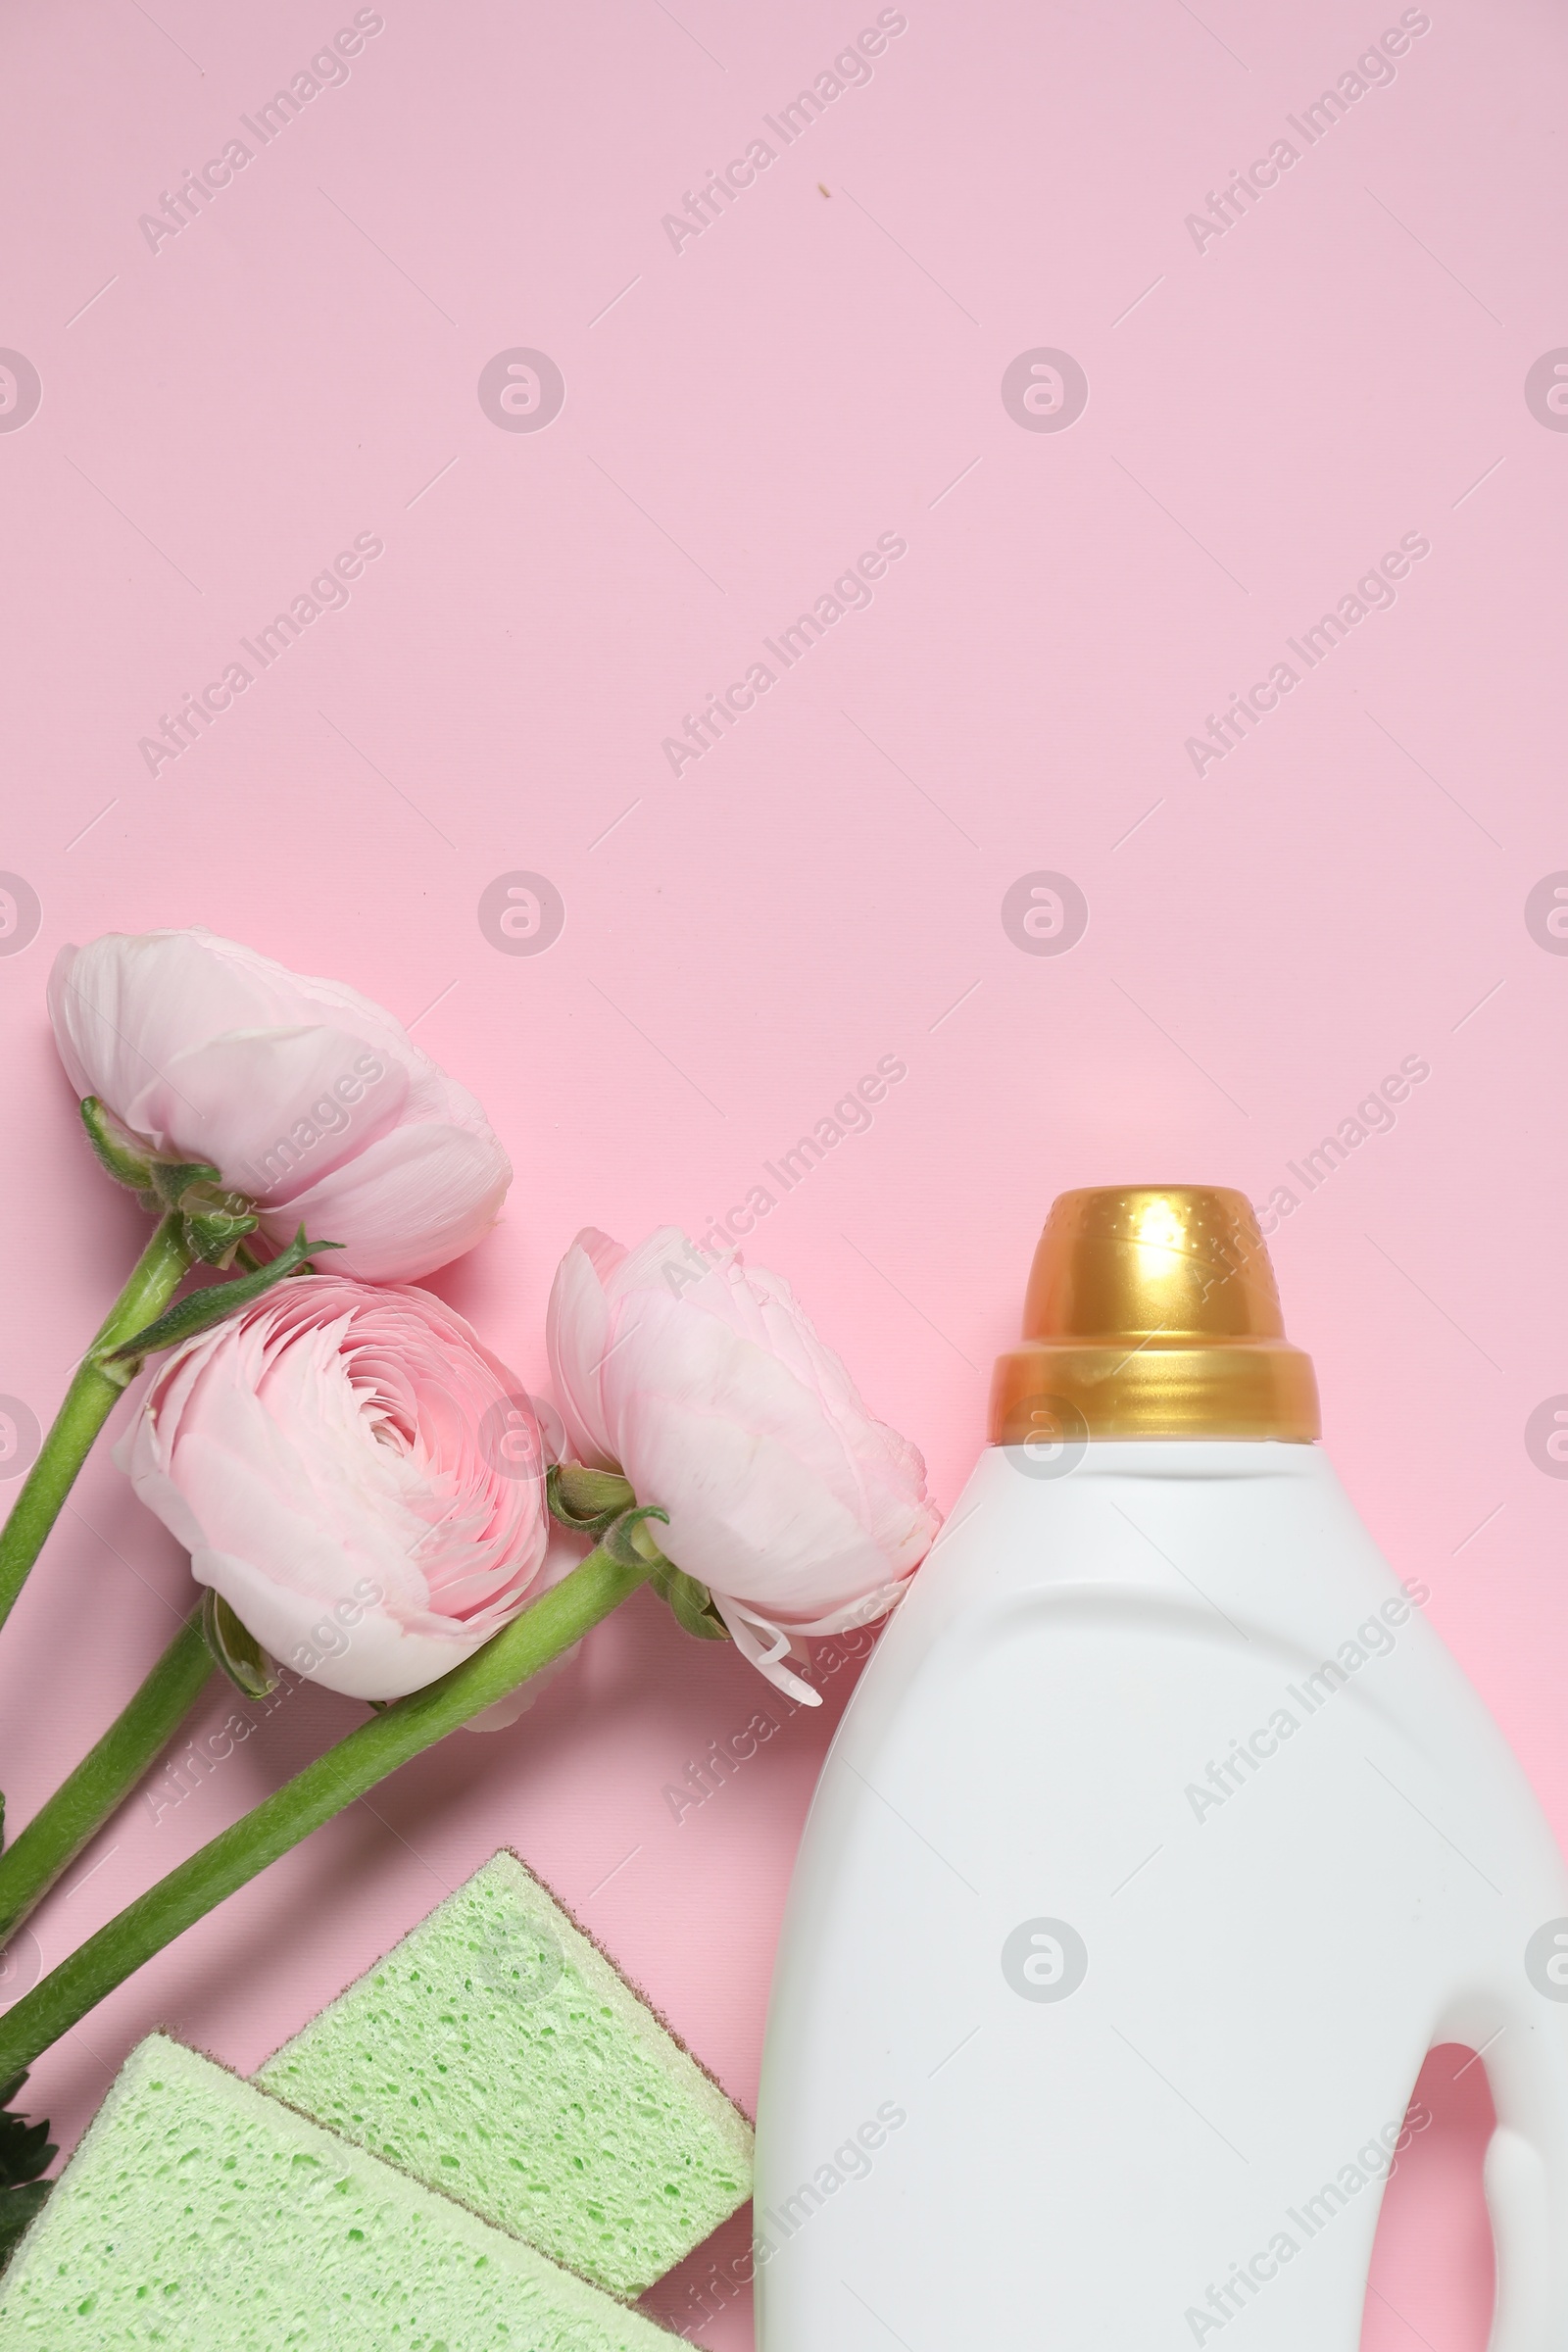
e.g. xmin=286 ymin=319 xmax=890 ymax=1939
xmin=0 ymin=0 xmax=1563 ymax=2341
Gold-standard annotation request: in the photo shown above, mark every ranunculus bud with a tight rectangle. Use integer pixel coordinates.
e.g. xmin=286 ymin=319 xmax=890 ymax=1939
xmin=546 ymin=1227 xmax=941 ymax=1700
xmin=120 ymin=1277 xmax=550 ymax=1701
xmin=50 ymin=928 xmax=511 ymax=1282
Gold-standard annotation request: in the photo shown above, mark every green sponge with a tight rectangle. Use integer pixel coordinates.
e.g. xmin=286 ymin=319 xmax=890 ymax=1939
xmin=256 ymin=1850 xmax=753 ymax=2299
xmin=0 ymin=2034 xmax=675 ymax=2347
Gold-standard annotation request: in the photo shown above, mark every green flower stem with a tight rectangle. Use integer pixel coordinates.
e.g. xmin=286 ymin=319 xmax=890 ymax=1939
xmin=0 ymin=1609 xmax=214 ymax=1945
xmin=0 ymin=1547 xmax=651 ymax=2082
xmin=0 ymin=1216 xmax=193 ymax=1637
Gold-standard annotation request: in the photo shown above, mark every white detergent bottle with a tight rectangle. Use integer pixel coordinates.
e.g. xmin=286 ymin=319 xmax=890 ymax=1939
xmin=756 ymin=1186 xmax=1568 ymax=2351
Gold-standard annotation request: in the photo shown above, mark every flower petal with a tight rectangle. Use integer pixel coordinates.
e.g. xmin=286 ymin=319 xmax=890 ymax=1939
xmin=121 ymin=1274 xmax=549 ymax=1702
xmin=51 ymin=927 xmax=511 ymax=1282
xmin=544 ymin=1231 xmax=621 ymax=1467
xmin=541 ymin=1223 xmax=941 ymax=1689
xmin=273 ymin=1123 xmax=511 ymax=1282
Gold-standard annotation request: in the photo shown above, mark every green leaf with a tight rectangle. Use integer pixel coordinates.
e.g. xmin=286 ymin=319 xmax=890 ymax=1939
xmin=78 ymin=1098 xmax=155 ymax=1194
xmin=546 ymin=1462 xmax=635 ymax=1533
xmin=101 ymin=1228 xmax=343 ymax=1368
xmin=0 ymin=2180 xmax=50 ymax=2268
xmin=0 ymin=2072 xmax=55 ymax=2272
xmin=201 ymin=1590 xmax=279 ymax=1700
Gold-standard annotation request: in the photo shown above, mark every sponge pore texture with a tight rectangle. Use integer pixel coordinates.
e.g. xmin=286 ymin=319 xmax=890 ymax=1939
xmin=0 ymin=2034 xmax=678 ymax=2348
xmin=256 ymin=1849 xmax=754 ymax=2298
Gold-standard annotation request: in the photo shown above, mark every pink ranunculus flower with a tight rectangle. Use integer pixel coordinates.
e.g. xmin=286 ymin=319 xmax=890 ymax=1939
xmin=546 ymin=1227 xmax=942 ymax=1703
xmin=120 ymin=1276 xmax=551 ymax=1701
xmin=49 ymin=928 xmax=511 ymax=1282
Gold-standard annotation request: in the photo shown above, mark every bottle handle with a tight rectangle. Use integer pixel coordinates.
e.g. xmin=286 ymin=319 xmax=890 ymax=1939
xmin=1479 ymin=2014 xmax=1568 ymax=2350
xmin=1484 ymin=2127 xmax=1553 ymax=2349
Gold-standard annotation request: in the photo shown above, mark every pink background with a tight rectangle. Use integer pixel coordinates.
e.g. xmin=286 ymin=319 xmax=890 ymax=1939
xmin=1 ymin=0 xmax=1565 ymax=2339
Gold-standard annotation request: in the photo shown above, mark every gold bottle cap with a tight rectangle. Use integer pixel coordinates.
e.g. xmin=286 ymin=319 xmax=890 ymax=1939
xmin=989 ymin=1185 xmax=1320 ymax=1445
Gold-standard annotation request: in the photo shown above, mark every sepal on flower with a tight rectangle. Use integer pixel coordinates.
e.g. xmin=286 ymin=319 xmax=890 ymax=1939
xmin=591 ymin=1501 xmax=732 ymax=1644
xmin=181 ymin=1204 xmax=261 ymax=1268
xmin=546 ymin=1462 xmax=635 ymax=1534
xmin=200 ymin=1588 xmax=280 ymax=1700
xmin=145 ymin=1162 xmax=261 ymax=1268
xmin=78 ymin=1097 xmax=157 ymax=1199
xmin=148 ymin=1158 xmax=222 ymax=1210
xmin=601 ymin=1503 xmax=671 ymax=1568
xmin=650 ymin=1563 xmax=731 ymax=1642
xmin=79 ymin=1102 xmax=262 ymax=1267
